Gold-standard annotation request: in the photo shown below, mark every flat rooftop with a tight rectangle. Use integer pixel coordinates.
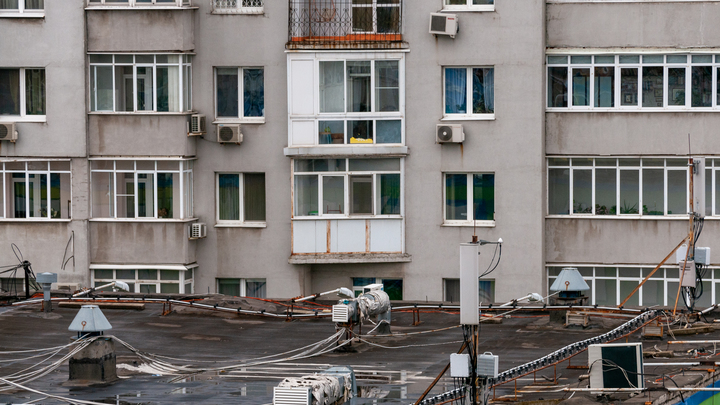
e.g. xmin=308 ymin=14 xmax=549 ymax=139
xmin=1 ymin=296 xmax=720 ymax=404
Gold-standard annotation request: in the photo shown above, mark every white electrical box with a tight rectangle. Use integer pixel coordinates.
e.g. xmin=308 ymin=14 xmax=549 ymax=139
xmin=696 ymin=247 xmax=711 ymax=265
xmin=693 ymin=157 xmax=705 ymax=216
xmin=460 ymin=243 xmax=479 ymax=325
xmin=450 ymin=353 xmax=470 ymax=377
xmin=477 ymin=352 xmax=499 ymax=378
xmin=681 ymin=260 xmax=696 ymax=287
xmin=676 ymin=244 xmax=689 ymax=264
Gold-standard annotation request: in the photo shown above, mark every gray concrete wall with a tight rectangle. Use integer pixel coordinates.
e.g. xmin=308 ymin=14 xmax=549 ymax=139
xmin=547 ymin=2 xmax=720 ymax=49
xmin=90 ymin=222 xmax=196 ymax=264
xmin=88 ymin=115 xmax=196 ymax=157
xmin=86 ymin=10 xmax=195 ymax=52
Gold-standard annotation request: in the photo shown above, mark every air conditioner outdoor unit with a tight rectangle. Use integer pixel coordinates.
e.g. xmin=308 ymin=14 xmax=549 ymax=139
xmin=190 ymin=223 xmax=207 ymax=239
xmin=429 ymin=13 xmax=459 ymax=38
xmin=189 ymin=114 xmax=206 ymax=136
xmin=436 ymin=124 xmax=464 ymax=143
xmin=217 ymin=123 xmax=243 ymax=144
xmin=0 ymin=122 xmax=18 ymax=142
xmin=273 ymin=387 xmax=312 ymax=405
xmin=588 ymin=343 xmax=644 ymax=390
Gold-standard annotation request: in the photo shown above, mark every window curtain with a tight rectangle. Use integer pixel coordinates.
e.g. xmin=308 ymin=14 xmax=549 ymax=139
xmin=0 ymin=69 xmax=20 ymax=115
xmin=218 ymin=279 xmax=241 ymax=296
xmin=243 ymin=69 xmax=264 ymax=117
xmin=25 ymin=0 xmax=43 ymax=9
xmin=378 ymin=173 xmax=400 ymax=215
xmin=445 ymin=68 xmax=466 ymax=114
xmin=25 ymin=69 xmax=45 ymax=115
xmin=473 ymin=174 xmax=494 ymax=221
xmin=472 ymin=68 xmax=493 ymax=113
xmin=156 ymin=66 xmax=179 ymax=112
xmin=243 ymin=173 xmax=265 ymax=221
xmin=218 ymin=174 xmax=239 ymax=221
xmin=347 ymin=61 xmax=371 ymax=113
xmin=216 ymin=68 xmax=238 ymax=117
xmin=157 ymin=173 xmax=174 ymax=218
xmin=445 ymin=174 xmax=467 ymax=220
xmin=246 ymin=280 xmax=267 ymax=298
xmin=0 ymin=0 xmax=18 ymax=9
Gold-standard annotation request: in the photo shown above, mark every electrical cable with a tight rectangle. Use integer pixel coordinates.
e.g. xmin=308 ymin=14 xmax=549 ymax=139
xmin=479 ymin=243 xmax=502 ymax=278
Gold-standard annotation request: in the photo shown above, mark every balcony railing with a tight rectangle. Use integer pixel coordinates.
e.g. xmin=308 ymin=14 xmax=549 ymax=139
xmin=212 ymin=0 xmax=263 ymax=14
xmin=288 ymin=0 xmax=403 ymax=49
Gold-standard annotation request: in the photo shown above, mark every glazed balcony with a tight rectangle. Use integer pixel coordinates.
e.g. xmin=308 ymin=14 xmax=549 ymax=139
xmin=287 ymin=0 xmax=404 ymax=50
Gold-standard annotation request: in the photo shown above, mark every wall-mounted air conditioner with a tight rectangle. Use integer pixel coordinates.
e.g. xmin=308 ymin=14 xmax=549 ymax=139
xmin=190 ymin=223 xmax=207 ymax=239
xmin=217 ymin=123 xmax=243 ymax=144
xmin=436 ymin=124 xmax=464 ymax=143
xmin=429 ymin=13 xmax=459 ymax=38
xmin=188 ymin=114 xmax=206 ymax=136
xmin=0 ymin=123 xmax=18 ymax=142
xmin=588 ymin=343 xmax=644 ymax=390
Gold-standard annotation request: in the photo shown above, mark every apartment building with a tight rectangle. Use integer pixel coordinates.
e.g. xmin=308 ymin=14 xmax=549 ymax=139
xmin=1 ymin=0 xmax=717 ymax=306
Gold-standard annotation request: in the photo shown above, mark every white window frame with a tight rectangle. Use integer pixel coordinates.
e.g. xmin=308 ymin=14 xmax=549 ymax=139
xmin=213 ymin=67 xmax=265 ymax=124
xmin=442 ymin=172 xmax=495 ymax=227
xmin=292 ymin=158 xmax=404 ymax=219
xmin=89 ymin=159 xmax=193 ymax=220
xmin=350 ymin=0 xmax=402 ymax=34
xmin=0 ymin=0 xmax=44 ymax=17
xmin=0 ymin=160 xmax=72 ymax=221
xmin=442 ymin=66 xmax=495 ymax=121
xmin=92 ymin=265 xmax=195 ymax=294
xmin=216 ymin=278 xmax=267 ymax=298
xmin=215 ymin=172 xmax=266 ymax=227
xmin=211 ymin=0 xmax=263 ymax=15
xmin=0 ymin=68 xmax=46 ymax=123
xmin=547 ymin=53 xmax=720 ymax=112
xmin=86 ymin=0 xmax=191 ymax=8
xmin=313 ymin=56 xmax=405 ymax=146
xmin=88 ymin=54 xmax=192 ymax=113
xmin=547 ymin=157 xmax=690 ymax=218
xmin=442 ymin=0 xmax=494 ymax=12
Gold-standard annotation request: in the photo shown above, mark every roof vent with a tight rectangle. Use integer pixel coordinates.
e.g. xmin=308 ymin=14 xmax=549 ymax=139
xmin=550 ymin=267 xmax=590 ymax=301
xmin=68 ymin=305 xmax=112 ymax=337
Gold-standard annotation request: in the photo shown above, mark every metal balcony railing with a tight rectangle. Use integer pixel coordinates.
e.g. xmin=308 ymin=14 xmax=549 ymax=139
xmin=288 ymin=0 xmax=403 ymax=49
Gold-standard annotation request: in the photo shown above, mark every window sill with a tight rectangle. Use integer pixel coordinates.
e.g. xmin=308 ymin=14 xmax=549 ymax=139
xmin=441 ymin=6 xmax=494 ymax=12
xmin=545 ymin=215 xmax=691 ymax=220
xmin=215 ymin=223 xmax=267 ymax=228
xmin=441 ymin=114 xmax=495 ymax=121
xmin=289 ymin=253 xmax=412 ymax=265
xmin=85 ymin=6 xmax=198 ymax=10
xmin=89 ymin=111 xmax=194 ymax=116
xmin=212 ymin=118 xmax=265 ymax=125
xmin=0 ymin=218 xmax=71 ymax=223
xmin=442 ymin=221 xmax=495 ymax=227
xmin=0 ymin=116 xmax=46 ymax=123
xmin=0 ymin=12 xmax=44 ymax=18
xmin=546 ymin=108 xmax=720 ymax=113
xmin=284 ymin=145 xmax=408 ymax=157
xmin=292 ymin=216 xmax=403 ymax=221
xmin=89 ymin=218 xmax=198 ymax=223
xmin=211 ymin=8 xmax=263 ymax=15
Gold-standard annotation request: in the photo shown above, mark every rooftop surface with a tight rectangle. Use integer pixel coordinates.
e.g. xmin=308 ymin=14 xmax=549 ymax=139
xmin=1 ymin=296 xmax=720 ymax=404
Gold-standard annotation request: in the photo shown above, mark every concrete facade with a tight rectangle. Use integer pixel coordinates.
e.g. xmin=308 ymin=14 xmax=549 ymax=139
xmin=1 ymin=0 xmax=717 ymax=306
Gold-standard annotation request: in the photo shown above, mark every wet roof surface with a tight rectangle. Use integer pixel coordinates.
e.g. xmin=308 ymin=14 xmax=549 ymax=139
xmin=1 ymin=299 xmax=719 ymax=404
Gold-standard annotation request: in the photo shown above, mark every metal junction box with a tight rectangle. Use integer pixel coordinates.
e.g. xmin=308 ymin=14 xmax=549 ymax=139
xmin=450 ymin=353 xmax=470 ymax=377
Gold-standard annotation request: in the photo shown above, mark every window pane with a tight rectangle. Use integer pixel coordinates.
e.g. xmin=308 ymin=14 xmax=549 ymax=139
xmin=94 ymin=269 xmax=113 ymax=280
xmin=445 ymin=279 xmax=460 ymax=302
xmin=139 ymin=284 xmax=157 ymax=294
xmin=138 ymin=269 xmax=157 ymax=280
xmin=571 ymin=68 xmax=589 ymax=106
xmin=0 ymin=0 xmax=19 ymax=9
xmin=51 ymin=173 xmax=71 ymax=219
xmin=216 ymin=68 xmax=238 ymax=117
xmin=478 ymin=280 xmax=494 ymax=303
xmin=319 ymin=121 xmax=345 ymax=145
xmin=445 ymin=68 xmax=467 ymax=114
xmin=294 ymin=175 xmax=318 ymax=216
xmin=573 ymin=170 xmax=592 ymax=214
xmin=116 ymin=269 xmax=135 ymax=280
xmin=376 ymin=61 xmax=399 ymax=112
xmin=376 ymin=120 xmax=402 ymax=144
xmin=351 ymin=5 xmax=372 ymax=32
xmin=218 ymin=278 xmax=240 ymax=296
xmin=116 ymin=173 xmax=135 ymax=218
xmin=377 ymin=173 xmax=400 ymax=215
xmin=620 ymin=281 xmax=639 ymax=307
xmin=382 ymin=279 xmax=403 ymax=301
xmin=706 ymin=169 xmax=712 ymax=217
xmin=472 ymin=68 xmax=493 ymax=113
xmin=160 ymin=270 xmax=179 ymax=280
xmin=320 ymin=61 xmax=344 ymax=113
xmin=642 ymin=66 xmax=664 ymax=107
xmin=349 ymin=158 xmax=400 ymax=171
xmin=666 ymin=282 xmax=679 ymax=308
xmin=184 ymin=65 xmax=192 ymax=111
xmin=620 ymin=68 xmax=638 ymax=106
xmin=350 ymin=175 xmax=372 ymax=214
xmin=322 ymin=176 xmax=344 ymax=215
xmin=218 ymin=174 xmax=240 ymax=221
xmin=27 ymin=173 xmax=46 ymax=218
xmin=161 ymin=283 xmax=180 ymax=294
xmin=92 ymin=172 xmax=114 ymax=218
xmin=244 ymin=68 xmax=264 ymax=117
xmin=446 ymin=174 xmax=467 ymax=220
xmin=348 ymin=120 xmax=373 ymax=143
xmin=25 ymin=0 xmax=42 ymax=9
xmin=156 ymin=66 xmax=179 ymax=112
xmin=548 ymin=168 xmax=569 ymax=215
xmin=595 ymin=279 xmax=617 ymax=306
xmin=620 ymin=170 xmax=639 ymax=214
xmin=667 ymin=170 xmax=687 ymax=215
xmin=595 ymin=168 xmax=616 ymax=215
xmin=548 ymin=67 xmax=568 ymax=108
xmin=0 ymin=69 xmax=20 ymax=115
xmin=246 ymin=280 xmax=267 ymax=298
xmin=136 ymin=67 xmax=154 ymax=111
xmin=347 ymin=61 xmax=371 ymax=112
xmin=377 ymin=4 xmax=400 ymax=33
xmin=594 ymin=66 xmax=614 ymax=107
xmin=472 ymin=174 xmax=494 ymax=221
xmin=184 ymin=164 xmax=193 ymax=219
xmin=244 ymin=173 xmax=266 ymax=221
xmin=692 ymin=66 xmax=712 ymax=107
xmin=295 ymin=159 xmax=346 ymax=172
xmin=642 ymin=169 xmax=663 ymax=215
xmin=157 ymin=172 xmax=176 ymax=219
xmin=135 ymin=173 xmax=153 ymax=217
xmin=114 ymin=66 xmax=133 ymax=112
xmin=25 ymin=69 xmax=45 ymax=115
xmin=642 ymin=280 xmax=663 ymax=307
xmin=667 ymin=67 xmax=686 ymax=106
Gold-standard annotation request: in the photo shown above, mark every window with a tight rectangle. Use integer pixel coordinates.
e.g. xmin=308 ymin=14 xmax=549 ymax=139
xmin=351 ymin=0 xmax=401 ymax=34
xmin=443 ymin=0 xmax=493 ymax=11
xmin=87 ymin=0 xmax=191 ymax=7
xmin=89 ymin=54 xmax=192 ymax=113
xmin=443 ymin=279 xmax=496 ymax=303
xmin=293 ymin=158 xmax=401 ymax=218
xmin=212 ymin=0 xmax=263 ymax=14
xmin=317 ymin=59 xmax=402 ymax=145
xmin=444 ymin=173 xmax=494 ymax=225
xmin=352 ymin=277 xmax=403 ymax=300
xmin=0 ymin=0 xmax=43 ymax=15
xmin=90 ymin=159 xmax=193 ymax=220
xmin=0 ymin=161 xmax=71 ymax=220
xmin=443 ymin=67 xmax=494 ymax=118
xmin=0 ymin=68 xmax=45 ymax=120
xmin=93 ymin=267 xmax=194 ymax=294
xmin=217 ymin=278 xmax=266 ymax=298
xmin=548 ymin=157 xmax=688 ymax=217
xmin=547 ymin=54 xmax=720 ymax=111
xmin=215 ymin=68 xmax=264 ymax=121
xmin=216 ymin=173 xmax=265 ymax=224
